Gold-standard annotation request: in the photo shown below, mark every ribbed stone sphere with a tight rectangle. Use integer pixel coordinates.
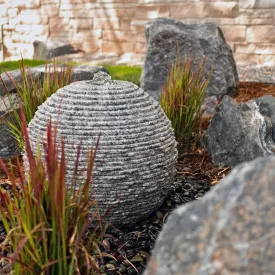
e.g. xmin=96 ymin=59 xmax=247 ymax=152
xmin=26 ymin=71 xmax=178 ymax=225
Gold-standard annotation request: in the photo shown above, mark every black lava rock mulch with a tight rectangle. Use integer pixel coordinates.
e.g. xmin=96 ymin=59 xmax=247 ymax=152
xmin=97 ymin=175 xmax=211 ymax=275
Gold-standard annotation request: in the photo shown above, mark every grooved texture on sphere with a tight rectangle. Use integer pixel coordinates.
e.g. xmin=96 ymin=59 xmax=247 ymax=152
xmin=25 ymin=72 xmax=178 ymax=225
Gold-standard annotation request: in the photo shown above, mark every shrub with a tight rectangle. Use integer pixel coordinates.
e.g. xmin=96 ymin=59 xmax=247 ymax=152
xmin=0 ymin=59 xmax=72 ymax=150
xmin=160 ymin=55 xmax=211 ymax=155
xmin=0 ymin=107 xmax=107 ymax=275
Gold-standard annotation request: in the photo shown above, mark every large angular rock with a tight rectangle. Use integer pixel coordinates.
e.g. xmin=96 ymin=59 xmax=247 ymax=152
xmin=33 ymin=40 xmax=82 ymax=60
xmin=141 ymin=18 xmax=239 ymax=101
xmin=145 ymin=156 xmax=275 ymax=275
xmin=203 ymin=95 xmax=275 ymax=167
xmin=0 ymin=64 xmax=107 ymax=159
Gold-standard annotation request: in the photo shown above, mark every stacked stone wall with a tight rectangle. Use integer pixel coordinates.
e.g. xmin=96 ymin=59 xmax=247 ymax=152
xmin=0 ymin=0 xmax=275 ymax=65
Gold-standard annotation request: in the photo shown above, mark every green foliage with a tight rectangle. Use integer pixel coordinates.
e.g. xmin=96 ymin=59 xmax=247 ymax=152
xmin=0 ymin=60 xmax=142 ymax=86
xmin=160 ymin=55 xmax=211 ymax=155
xmin=102 ymin=64 xmax=142 ymax=86
xmin=0 ymin=59 xmax=45 ymax=74
xmin=0 ymin=60 xmax=72 ymax=150
xmin=0 ymin=108 xmax=106 ymax=275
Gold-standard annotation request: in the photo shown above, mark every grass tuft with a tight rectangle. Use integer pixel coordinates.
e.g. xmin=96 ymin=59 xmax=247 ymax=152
xmin=0 ymin=106 xmax=106 ymax=275
xmin=160 ymin=54 xmax=211 ymax=155
xmin=102 ymin=64 xmax=142 ymax=86
xmin=0 ymin=59 xmax=72 ymax=150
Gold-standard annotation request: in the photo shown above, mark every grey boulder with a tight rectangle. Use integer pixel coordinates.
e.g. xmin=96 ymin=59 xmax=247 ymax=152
xmin=33 ymin=40 xmax=82 ymax=60
xmin=141 ymin=18 xmax=239 ymax=102
xmin=145 ymin=156 xmax=275 ymax=275
xmin=203 ymin=95 xmax=275 ymax=167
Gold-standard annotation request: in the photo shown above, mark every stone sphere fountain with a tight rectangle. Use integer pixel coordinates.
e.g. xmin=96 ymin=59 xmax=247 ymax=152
xmin=25 ymin=71 xmax=178 ymax=225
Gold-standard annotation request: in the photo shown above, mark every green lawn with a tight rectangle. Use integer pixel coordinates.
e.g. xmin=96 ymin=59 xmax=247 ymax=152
xmin=0 ymin=59 xmax=142 ymax=86
xmin=0 ymin=59 xmax=46 ymax=73
xmin=102 ymin=64 xmax=142 ymax=86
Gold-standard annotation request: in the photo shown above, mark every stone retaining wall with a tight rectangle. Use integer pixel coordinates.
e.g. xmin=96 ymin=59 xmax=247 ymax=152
xmin=0 ymin=0 xmax=275 ymax=65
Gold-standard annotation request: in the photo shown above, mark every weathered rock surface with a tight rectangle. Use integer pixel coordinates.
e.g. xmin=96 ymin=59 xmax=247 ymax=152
xmin=141 ymin=18 xmax=239 ymax=102
xmin=25 ymin=71 xmax=178 ymax=225
xmin=145 ymin=156 xmax=275 ymax=275
xmin=0 ymin=113 xmax=20 ymax=159
xmin=33 ymin=40 xmax=82 ymax=60
xmin=203 ymin=95 xmax=275 ymax=167
xmin=0 ymin=64 xmax=107 ymax=159
xmin=0 ymin=68 xmax=41 ymax=96
xmin=201 ymin=95 xmax=218 ymax=118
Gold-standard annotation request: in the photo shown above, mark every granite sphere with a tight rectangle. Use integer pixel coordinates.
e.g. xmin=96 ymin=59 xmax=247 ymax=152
xmin=25 ymin=72 xmax=178 ymax=225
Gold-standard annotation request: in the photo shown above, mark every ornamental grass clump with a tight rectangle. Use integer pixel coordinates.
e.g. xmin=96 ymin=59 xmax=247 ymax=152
xmin=0 ymin=59 xmax=72 ymax=150
xmin=160 ymin=54 xmax=211 ymax=155
xmin=0 ymin=107 xmax=107 ymax=275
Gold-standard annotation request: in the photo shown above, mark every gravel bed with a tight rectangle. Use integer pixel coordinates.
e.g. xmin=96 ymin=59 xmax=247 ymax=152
xmin=96 ymin=175 xmax=211 ymax=275
xmin=0 ymin=175 xmax=211 ymax=274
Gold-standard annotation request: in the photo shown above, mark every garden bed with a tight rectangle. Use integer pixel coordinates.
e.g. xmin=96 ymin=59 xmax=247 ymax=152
xmin=0 ymin=59 xmax=274 ymax=274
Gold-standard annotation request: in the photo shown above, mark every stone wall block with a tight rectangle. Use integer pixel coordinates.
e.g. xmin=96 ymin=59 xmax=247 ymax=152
xmin=40 ymin=4 xmax=60 ymax=16
xmin=247 ymin=26 xmax=275 ymax=43
xmin=238 ymin=17 xmax=273 ymax=25
xmin=209 ymin=2 xmax=238 ymax=17
xmin=159 ymin=5 xmax=170 ymax=17
xmin=81 ymin=39 xmax=102 ymax=53
xmin=19 ymin=14 xmax=49 ymax=25
xmin=93 ymin=18 xmax=120 ymax=30
xmin=239 ymin=9 xmax=274 ymax=18
xmin=240 ymin=0 xmax=275 ymax=9
xmin=235 ymin=43 xmax=275 ymax=55
xmin=31 ymin=25 xmax=49 ymax=36
xmin=73 ymin=30 xmax=102 ymax=39
xmin=0 ymin=5 xmax=8 ymax=17
xmin=181 ymin=17 xmax=238 ymax=25
xmin=103 ymin=30 xmax=137 ymax=43
xmin=111 ymin=8 xmax=135 ymax=18
xmin=134 ymin=42 xmax=146 ymax=54
xmin=120 ymin=19 xmax=131 ymax=30
xmin=0 ymin=17 xmax=8 ymax=25
xmin=7 ymin=8 xmax=18 ymax=18
xmin=69 ymin=18 xmax=93 ymax=30
xmin=220 ymin=25 xmax=247 ymax=42
xmin=49 ymin=17 xmax=70 ymax=34
xmin=41 ymin=0 xmax=59 ymax=3
xmin=170 ymin=3 xmax=210 ymax=19
xmin=102 ymin=41 xmax=135 ymax=53
xmin=15 ymin=24 xmax=32 ymax=34
xmin=10 ymin=0 xmax=40 ymax=8
xmin=234 ymin=53 xmax=275 ymax=65
xmin=136 ymin=5 xmax=160 ymax=19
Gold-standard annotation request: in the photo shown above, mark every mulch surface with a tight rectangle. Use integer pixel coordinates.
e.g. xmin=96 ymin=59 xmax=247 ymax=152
xmin=236 ymin=82 xmax=275 ymax=103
